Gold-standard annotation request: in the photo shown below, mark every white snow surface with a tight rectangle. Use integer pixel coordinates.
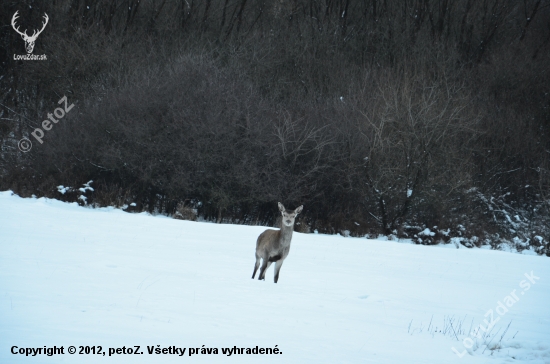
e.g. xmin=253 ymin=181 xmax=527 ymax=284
xmin=1 ymin=191 xmax=549 ymax=364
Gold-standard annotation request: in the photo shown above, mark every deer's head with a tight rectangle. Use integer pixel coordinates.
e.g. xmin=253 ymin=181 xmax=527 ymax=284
xmin=12 ymin=11 xmax=49 ymax=54
xmin=278 ymin=202 xmax=303 ymax=227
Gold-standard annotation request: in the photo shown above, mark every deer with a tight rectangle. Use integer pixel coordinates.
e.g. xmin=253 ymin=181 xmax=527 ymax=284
xmin=252 ymin=202 xmax=303 ymax=283
xmin=11 ymin=11 xmax=49 ymax=54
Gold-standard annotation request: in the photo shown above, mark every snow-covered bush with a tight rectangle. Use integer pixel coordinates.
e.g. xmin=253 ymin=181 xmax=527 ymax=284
xmin=173 ymin=202 xmax=198 ymax=221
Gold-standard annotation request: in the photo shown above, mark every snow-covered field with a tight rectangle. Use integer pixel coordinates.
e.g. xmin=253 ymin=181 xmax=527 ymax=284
xmin=1 ymin=191 xmax=549 ymax=364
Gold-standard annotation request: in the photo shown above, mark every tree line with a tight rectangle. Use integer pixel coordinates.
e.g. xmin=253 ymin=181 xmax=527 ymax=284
xmin=1 ymin=0 xmax=549 ymax=254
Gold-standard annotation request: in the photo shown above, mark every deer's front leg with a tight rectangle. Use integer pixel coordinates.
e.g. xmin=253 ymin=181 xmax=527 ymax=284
xmin=274 ymin=259 xmax=284 ymax=283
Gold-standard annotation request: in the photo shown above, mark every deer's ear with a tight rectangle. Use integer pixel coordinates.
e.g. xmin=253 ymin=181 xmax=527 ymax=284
xmin=295 ymin=205 xmax=303 ymax=214
xmin=278 ymin=202 xmax=285 ymax=212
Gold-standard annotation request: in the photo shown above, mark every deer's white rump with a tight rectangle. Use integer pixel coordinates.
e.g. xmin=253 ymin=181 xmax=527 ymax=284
xmin=252 ymin=202 xmax=303 ymax=283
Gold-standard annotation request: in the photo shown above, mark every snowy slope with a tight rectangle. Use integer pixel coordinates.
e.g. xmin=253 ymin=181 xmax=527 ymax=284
xmin=1 ymin=191 xmax=549 ymax=364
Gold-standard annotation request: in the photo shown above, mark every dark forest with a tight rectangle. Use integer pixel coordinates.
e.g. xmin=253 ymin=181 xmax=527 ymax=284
xmin=1 ymin=0 xmax=549 ymax=254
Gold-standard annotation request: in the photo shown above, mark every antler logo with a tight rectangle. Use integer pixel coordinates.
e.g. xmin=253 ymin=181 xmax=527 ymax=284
xmin=11 ymin=11 xmax=49 ymax=54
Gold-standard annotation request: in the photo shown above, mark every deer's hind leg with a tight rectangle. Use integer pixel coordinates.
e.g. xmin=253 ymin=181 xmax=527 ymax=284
xmin=258 ymin=259 xmax=272 ymax=281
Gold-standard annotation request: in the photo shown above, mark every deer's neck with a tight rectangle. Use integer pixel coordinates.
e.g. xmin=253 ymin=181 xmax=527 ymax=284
xmin=279 ymin=224 xmax=294 ymax=245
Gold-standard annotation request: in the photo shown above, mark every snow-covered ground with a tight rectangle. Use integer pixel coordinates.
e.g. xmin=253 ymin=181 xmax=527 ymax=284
xmin=1 ymin=191 xmax=549 ymax=363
